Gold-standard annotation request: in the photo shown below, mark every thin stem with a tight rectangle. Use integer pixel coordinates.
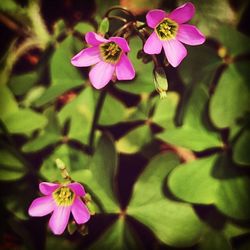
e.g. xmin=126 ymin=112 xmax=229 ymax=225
xmin=107 ymin=15 xmax=128 ymax=23
xmin=88 ymin=89 xmax=107 ymax=153
xmin=112 ymin=21 xmax=134 ymax=37
xmin=132 ymin=24 xmax=160 ymax=67
xmin=104 ymin=6 xmax=136 ymax=21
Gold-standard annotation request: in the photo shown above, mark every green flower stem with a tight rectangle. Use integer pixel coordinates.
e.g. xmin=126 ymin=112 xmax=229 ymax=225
xmin=27 ymin=0 xmax=50 ymax=46
xmin=0 ymin=38 xmax=45 ymax=86
xmin=88 ymin=89 xmax=108 ymax=153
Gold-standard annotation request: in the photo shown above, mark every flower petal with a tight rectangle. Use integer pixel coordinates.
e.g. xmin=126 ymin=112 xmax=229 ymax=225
xmin=71 ymin=198 xmax=90 ymax=224
xmin=89 ymin=61 xmax=115 ymax=89
xmin=146 ymin=9 xmax=166 ymax=28
xmin=85 ymin=32 xmax=108 ymax=46
xmin=39 ymin=182 xmax=59 ymax=195
xmin=68 ymin=182 xmax=86 ymax=196
xmin=168 ymin=2 xmax=195 ymax=24
xmin=116 ymin=54 xmax=135 ymax=80
xmin=177 ymin=24 xmax=205 ymax=45
xmin=109 ymin=37 xmax=130 ymax=52
xmin=49 ymin=206 xmax=71 ymax=235
xmin=162 ymin=39 xmax=187 ymax=67
xmin=71 ymin=46 xmax=101 ymax=67
xmin=28 ymin=196 xmax=54 ymax=217
xmin=143 ymin=32 xmax=162 ymax=54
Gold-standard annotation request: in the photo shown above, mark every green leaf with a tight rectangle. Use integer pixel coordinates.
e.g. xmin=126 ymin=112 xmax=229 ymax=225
xmin=22 ymin=108 xmax=61 ymax=152
xmin=233 ymin=129 xmax=250 ymax=166
xmin=3 ymin=109 xmax=47 ymax=135
xmin=116 ymin=37 xmax=154 ymax=95
xmin=21 ymin=86 xmax=45 ymax=107
xmin=0 ymin=85 xmax=18 ymax=120
xmin=74 ymin=22 xmax=95 ymax=34
xmin=58 ymin=87 xmax=96 ymax=144
xmin=169 ymin=154 xmax=250 ymax=220
xmin=127 ymin=153 xmax=203 ymax=247
xmin=89 ymin=218 xmax=138 ymax=250
xmin=216 ymin=172 xmax=250 ymax=220
xmin=116 ymin=124 xmax=152 ymax=154
xmin=50 ymin=36 xmax=84 ymax=85
xmin=0 ymin=149 xmax=26 ymax=181
xmin=34 ymin=81 xmax=83 ymax=107
xmin=179 ymin=45 xmax=221 ymax=86
xmin=198 ymin=227 xmax=232 ymax=250
xmin=99 ymin=94 xmax=126 ymax=125
xmin=152 ymin=92 xmax=179 ymax=129
xmin=157 ymin=127 xmax=222 ymax=151
xmin=72 ymin=134 xmax=119 ymax=212
xmin=210 ymin=62 xmax=250 ymax=129
xmin=8 ymin=71 xmax=39 ymax=96
xmin=157 ymin=86 xmax=222 ymax=151
xmin=98 ymin=18 xmax=109 ymax=35
xmin=168 ymin=156 xmax=219 ymax=204
xmin=215 ymin=25 xmax=250 ymax=56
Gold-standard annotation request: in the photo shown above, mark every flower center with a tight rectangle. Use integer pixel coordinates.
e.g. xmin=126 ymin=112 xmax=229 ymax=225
xmin=100 ymin=42 xmax=122 ymax=64
xmin=52 ymin=187 xmax=75 ymax=206
xmin=155 ymin=18 xmax=178 ymax=40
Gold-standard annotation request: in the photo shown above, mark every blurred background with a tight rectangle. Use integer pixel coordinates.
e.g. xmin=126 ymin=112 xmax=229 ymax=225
xmin=0 ymin=0 xmax=250 ymax=249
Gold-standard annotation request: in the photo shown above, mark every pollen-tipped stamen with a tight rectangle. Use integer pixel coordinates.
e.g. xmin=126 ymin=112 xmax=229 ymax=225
xmin=155 ymin=18 xmax=178 ymax=40
xmin=53 ymin=187 xmax=75 ymax=206
xmin=100 ymin=42 xmax=122 ymax=63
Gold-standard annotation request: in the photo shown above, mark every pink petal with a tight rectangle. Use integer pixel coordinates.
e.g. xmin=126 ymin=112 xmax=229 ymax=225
xmin=39 ymin=182 xmax=59 ymax=195
xmin=143 ymin=32 xmax=162 ymax=54
xmin=71 ymin=46 xmax=101 ymax=67
xmin=168 ymin=2 xmax=195 ymax=24
xmin=89 ymin=61 xmax=115 ymax=89
xmin=116 ymin=54 xmax=135 ymax=80
xmin=162 ymin=39 xmax=187 ymax=67
xmin=68 ymin=182 xmax=86 ymax=196
xmin=109 ymin=37 xmax=130 ymax=52
xmin=49 ymin=206 xmax=71 ymax=235
xmin=146 ymin=9 xmax=166 ymax=28
xmin=177 ymin=24 xmax=205 ymax=45
xmin=85 ymin=32 xmax=108 ymax=46
xmin=28 ymin=196 xmax=54 ymax=217
xmin=71 ymin=198 xmax=90 ymax=224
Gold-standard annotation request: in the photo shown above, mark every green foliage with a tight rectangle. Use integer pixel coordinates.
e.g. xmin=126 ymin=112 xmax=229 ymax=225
xmin=127 ymin=153 xmax=203 ymax=247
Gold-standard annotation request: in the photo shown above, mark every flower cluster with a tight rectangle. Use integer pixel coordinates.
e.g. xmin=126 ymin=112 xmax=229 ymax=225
xmin=28 ymin=182 xmax=90 ymax=235
xmin=28 ymin=2 xmax=205 ymax=236
xmin=71 ymin=2 xmax=205 ymax=89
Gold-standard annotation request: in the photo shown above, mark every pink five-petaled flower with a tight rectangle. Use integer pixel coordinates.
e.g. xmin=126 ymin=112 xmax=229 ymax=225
xmin=143 ymin=2 xmax=205 ymax=67
xmin=28 ymin=182 xmax=90 ymax=235
xmin=71 ymin=32 xmax=135 ymax=89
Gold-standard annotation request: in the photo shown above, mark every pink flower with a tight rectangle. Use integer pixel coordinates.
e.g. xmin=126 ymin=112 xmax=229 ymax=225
xmin=28 ymin=182 xmax=90 ymax=235
xmin=71 ymin=32 xmax=135 ymax=89
xmin=143 ymin=2 xmax=205 ymax=67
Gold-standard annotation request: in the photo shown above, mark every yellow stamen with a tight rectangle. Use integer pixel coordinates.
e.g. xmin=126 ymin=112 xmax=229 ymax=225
xmin=100 ymin=42 xmax=122 ymax=64
xmin=155 ymin=18 xmax=179 ymax=41
xmin=52 ymin=186 xmax=75 ymax=206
